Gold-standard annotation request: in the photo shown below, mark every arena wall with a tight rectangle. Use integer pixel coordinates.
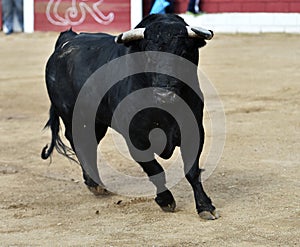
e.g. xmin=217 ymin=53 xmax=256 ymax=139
xmin=1 ymin=0 xmax=299 ymax=33
xmin=201 ymin=0 xmax=300 ymax=13
xmin=144 ymin=0 xmax=300 ymax=14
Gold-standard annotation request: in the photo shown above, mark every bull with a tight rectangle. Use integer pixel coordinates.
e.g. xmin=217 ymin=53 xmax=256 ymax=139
xmin=41 ymin=14 xmax=218 ymax=220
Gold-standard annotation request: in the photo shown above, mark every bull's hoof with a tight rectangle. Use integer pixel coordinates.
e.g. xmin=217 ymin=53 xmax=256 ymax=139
xmin=160 ymin=201 xmax=176 ymax=212
xmin=198 ymin=210 xmax=220 ymax=220
xmin=155 ymin=190 xmax=176 ymax=212
xmin=87 ymin=185 xmax=112 ymax=196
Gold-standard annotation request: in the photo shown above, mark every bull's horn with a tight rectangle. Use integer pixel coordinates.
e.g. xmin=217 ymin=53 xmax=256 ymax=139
xmin=115 ymin=28 xmax=145 ymax=43
xmin=186 ymin=26 xmax=214 ymax=40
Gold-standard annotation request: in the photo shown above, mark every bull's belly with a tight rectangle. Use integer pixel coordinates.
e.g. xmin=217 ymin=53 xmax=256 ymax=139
xmin=127 ymin=117 xmax=180 ymax=160
xmin=96 ymin=102 xmax=181 ymax=159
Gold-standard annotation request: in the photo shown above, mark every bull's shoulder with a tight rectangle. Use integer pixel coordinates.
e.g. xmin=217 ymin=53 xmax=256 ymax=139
xmin=78 ymin=32 xmax=113 ymax=39
xmin=53 ymin=32 xmax=121 ymax=57
xmin=54 ymin=30 xmax=116 ymax=51
xmin=69 ymin=32 xmax=116 ymax=48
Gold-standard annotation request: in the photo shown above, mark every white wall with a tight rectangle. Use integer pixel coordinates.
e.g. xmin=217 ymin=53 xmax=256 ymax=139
xmin=181 ymin=13 xmax=300 ymax=33
xmin=23 ymin=0 xmax=34 ymax=33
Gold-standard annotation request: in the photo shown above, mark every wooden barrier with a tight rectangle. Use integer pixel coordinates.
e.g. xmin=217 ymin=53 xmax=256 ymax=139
xmin=34 ymin=0 xmax=131 ymax=33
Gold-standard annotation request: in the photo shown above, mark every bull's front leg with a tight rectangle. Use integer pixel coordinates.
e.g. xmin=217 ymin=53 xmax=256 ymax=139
xmin=184 ymin=161 xmax=219 ymax=220
xmin=137 ymin=160 xmax=176 ymax=212
xmin=181 ymin=126 xmax=219 ymax=220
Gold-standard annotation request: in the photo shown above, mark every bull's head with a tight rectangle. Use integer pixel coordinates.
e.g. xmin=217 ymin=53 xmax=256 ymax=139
xmin=115 ymin=14 xmax=213 ymax=104
xmin=115 ymin=26 xmax=213 ymax=43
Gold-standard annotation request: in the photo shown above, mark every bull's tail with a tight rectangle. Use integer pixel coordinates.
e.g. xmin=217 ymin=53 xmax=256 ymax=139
xmin=41 ymin=105 xmax=59 ymax=159
xmin=41 ymin=105 xmax=76 ymax=162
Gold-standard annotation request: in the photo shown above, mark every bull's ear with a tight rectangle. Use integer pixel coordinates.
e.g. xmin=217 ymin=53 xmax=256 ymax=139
xmin=195 ymin=39 xmax=207 ymax=49
xmin=115 ymin=28 xmax=145 ymax=44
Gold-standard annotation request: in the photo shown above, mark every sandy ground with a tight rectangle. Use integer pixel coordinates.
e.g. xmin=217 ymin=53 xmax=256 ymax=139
xmin=0 ymin=31 xmax=299 ymax=246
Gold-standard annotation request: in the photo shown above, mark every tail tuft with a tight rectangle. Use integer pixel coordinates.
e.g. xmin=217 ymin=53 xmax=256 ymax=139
xmin=41 ymin=144 xmax=50 ymax=159
xmin=41 ymin=105 xmax=77 ymax=163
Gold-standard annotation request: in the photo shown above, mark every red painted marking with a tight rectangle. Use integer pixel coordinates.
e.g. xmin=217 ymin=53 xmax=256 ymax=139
xmin=34 ymin=0 xmax=130 ymax=33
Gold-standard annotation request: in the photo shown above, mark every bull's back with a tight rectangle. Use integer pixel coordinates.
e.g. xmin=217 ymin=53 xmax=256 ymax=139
xmin=45 ymin=31 xmax=127 ymax=116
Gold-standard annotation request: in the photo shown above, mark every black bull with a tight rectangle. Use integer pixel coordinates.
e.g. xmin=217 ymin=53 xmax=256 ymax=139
xmin=42 ymin=14 xmax=219 ymax=220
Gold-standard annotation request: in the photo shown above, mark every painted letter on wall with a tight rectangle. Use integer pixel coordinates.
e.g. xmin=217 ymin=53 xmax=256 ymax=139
xmin=34 ymin=0 xmax=130 ymax=33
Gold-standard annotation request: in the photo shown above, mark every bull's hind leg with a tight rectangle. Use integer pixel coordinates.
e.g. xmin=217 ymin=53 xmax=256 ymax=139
xmin=84 ymin=123 xmax=110 ymax=195
xmin=138 ymin=160 xmax=176 ymax=212
xmin=64 ymin=122 xmax=110 ymax=195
